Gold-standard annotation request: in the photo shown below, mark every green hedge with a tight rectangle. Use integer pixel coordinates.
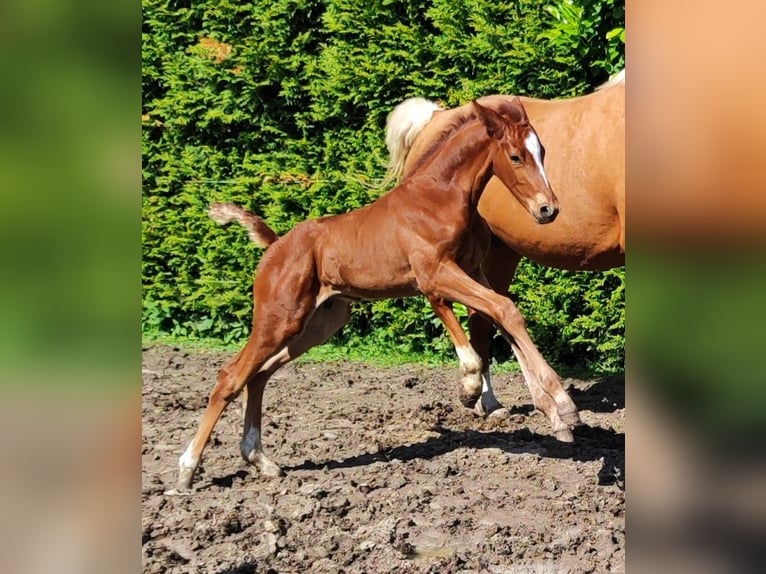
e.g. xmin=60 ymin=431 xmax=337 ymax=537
xmin=142 ymin=0 xmax=624 ymax=372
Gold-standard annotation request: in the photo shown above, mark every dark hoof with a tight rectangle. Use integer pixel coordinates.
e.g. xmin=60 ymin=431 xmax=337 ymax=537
xmin=458 ymin=389 xmax=479 ymax=409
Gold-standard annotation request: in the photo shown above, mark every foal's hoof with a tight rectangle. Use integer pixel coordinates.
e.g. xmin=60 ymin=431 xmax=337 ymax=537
xmin=486 ymin=407 xmax=511 ymax=420
xmin=167 ymin=468 xmax=196 ymax=495
xmin=559 ymin=410 xmax=582 ymax=426
xmin=554 ymin=429 xmax=575 ymax=443
xmin=473 ymin=398 xmax=506 ymax=418
xmin=259 ymin=459 xmax=285 ymax=478
xmin=163 ymin=487 xmax=193 ymax=496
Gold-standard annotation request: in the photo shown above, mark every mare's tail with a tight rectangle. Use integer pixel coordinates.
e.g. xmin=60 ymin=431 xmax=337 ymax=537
xmin=378 ymin=96 xmax=443 ymax=188
xmin=208 ymin=202 xmax=279 ymax=248
xmin=597 ymin=68 xmax=625 ymax=90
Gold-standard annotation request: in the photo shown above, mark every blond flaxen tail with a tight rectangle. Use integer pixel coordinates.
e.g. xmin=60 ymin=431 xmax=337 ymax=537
xmin=208 ymin=202 xmax=279 ymax=248
xmin=377 ymin=96 xmax=443 ymax=189
xmin=597 ymin=68 xmax=625 ymax=91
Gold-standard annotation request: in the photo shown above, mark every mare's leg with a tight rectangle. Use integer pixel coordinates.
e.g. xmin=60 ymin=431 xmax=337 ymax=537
xmin=239 ymin=298 xmax=351 ymax=477
xmin=418 ymin=261 xmax=579 ymax=441
xmin=467 ymin=239 xmax=523 ymax=416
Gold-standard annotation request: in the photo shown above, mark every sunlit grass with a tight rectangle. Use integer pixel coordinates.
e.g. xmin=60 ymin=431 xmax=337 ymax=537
xmin=141 ymin=333 xmax=524 ymax=372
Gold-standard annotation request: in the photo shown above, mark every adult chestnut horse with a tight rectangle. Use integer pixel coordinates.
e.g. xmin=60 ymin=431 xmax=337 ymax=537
xmin=172 ymin=99 xmax=579 ymax=492
xmin=385 ymin=70 xmax=625 ymax=417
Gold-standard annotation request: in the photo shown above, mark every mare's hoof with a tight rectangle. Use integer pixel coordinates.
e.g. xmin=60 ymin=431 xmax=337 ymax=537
xmin=554 ymin=429 xmax=575 ymax=443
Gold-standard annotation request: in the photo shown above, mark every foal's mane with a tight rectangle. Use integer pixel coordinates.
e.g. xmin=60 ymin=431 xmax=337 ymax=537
xmin=405 ymin=98 xmax=523 ymax=179
xmin=404 ymin=112 xmax=474 ymax=178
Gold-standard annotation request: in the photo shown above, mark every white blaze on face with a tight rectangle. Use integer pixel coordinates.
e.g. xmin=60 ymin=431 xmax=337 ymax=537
xmin=524 ymin=131 xmax=550 ymax=187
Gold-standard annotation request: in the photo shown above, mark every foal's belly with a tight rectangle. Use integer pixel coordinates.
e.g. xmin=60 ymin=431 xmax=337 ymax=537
xmin=319 ymin=253 xmax=420 ymax=300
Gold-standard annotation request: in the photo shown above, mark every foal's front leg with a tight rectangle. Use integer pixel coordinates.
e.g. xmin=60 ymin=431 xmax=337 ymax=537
xmin=419 ymin=261 xmax=580 ymax=441
xmin=428 ymin=296 xmax=504 ymax=416
xmin=465 ymin=239 xmax=524 ymax=416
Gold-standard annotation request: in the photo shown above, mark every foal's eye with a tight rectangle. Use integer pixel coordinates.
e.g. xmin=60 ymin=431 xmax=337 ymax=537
xmin=510 ymin=154 xmax=522 ymax=165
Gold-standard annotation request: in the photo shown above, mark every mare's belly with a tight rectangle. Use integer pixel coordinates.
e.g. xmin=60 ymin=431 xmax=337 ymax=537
xmin=479 ymin=179 xmax=623 ymax=270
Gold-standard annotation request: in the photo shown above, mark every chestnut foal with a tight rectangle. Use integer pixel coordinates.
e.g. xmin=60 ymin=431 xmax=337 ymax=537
xmin=172 ymin=99 xmax=578 ymax=492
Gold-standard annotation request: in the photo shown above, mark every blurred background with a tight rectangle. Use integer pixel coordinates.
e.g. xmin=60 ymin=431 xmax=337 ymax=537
xmin=629 ymin=1 xmax=766 ymax=572
xmin=0 ymin=1 xmax=137 ymax=573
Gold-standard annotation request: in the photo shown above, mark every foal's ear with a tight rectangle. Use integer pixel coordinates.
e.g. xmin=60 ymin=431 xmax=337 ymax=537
xmin=472 ymin=99 xmax=506 ymax=140
xmin=509 ymin=95 xmax=529 ymax=124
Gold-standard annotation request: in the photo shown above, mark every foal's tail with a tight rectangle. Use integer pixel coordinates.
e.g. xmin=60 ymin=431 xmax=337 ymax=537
xmin=208 ymin=202 xmax=279 ymax=248
xmin=379 ymin=96 xmax=443 ymax=188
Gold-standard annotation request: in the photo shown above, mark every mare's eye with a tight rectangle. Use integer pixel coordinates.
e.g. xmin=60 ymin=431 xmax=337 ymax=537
xmin=510 ymin=154 xmax=522 ymax=165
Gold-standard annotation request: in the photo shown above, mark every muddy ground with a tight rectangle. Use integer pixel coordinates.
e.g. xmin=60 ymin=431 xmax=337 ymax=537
xmin=142 ymin=344 xmax=624 ymax=573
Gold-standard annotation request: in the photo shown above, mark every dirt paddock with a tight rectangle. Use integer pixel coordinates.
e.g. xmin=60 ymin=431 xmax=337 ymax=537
xmin=142 ymin=344 xmax=624 ymax=573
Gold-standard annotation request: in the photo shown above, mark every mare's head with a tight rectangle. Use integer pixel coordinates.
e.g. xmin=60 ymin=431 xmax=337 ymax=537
xmin=473 ymin=98 xmax=559 ymax=224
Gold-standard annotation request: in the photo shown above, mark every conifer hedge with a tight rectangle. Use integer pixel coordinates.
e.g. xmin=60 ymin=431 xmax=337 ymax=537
xmin=142 ymin=0 xmax=625 ymax=372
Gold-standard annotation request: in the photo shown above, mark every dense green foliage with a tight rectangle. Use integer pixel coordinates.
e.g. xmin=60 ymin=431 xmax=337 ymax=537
xmin=142 ymin=0 xmax=624 ymax=372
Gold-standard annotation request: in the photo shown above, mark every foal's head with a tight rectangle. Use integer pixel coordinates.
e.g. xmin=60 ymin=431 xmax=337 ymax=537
xmin=473 ymin=99 xmax=559 ymax=224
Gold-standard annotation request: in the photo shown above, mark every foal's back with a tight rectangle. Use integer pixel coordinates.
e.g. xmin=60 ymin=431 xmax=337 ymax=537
xmin=277 ymin=119 xmax=493 ymax=300
xmin=307 ymin=190 xmax=423 ymax=299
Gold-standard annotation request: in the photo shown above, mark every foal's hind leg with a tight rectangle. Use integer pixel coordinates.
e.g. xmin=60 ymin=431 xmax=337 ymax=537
xmin=173 ymin=321 xmax=312 ymax=492
xmin=171 ymin=344 xmax=269 ymax=493
xmin=239 ymin=298 xmax=351 ymax=476
xmin=241 ymin=373 xmax=282 ymax=478
xmin=172 ymin=270 xmax=325 ymax=491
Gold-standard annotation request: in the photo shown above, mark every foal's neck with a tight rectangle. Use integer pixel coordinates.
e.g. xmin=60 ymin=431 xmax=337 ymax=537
xmin=419 ymin=121 xmax=497 ymax=209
